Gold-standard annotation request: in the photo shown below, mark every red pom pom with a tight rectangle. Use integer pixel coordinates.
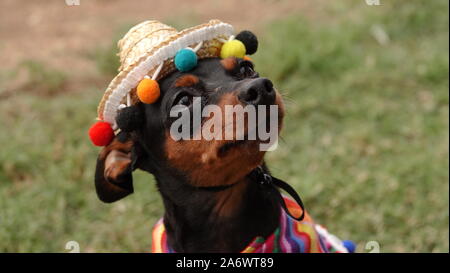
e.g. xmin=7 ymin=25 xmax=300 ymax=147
xmin=88 ymin=121 xmax=114 ymax=146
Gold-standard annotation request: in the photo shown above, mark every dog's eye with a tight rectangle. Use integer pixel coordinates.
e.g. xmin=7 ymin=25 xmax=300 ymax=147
xmin=174 ymin=93 xmax=193 ymax=106
xmin=240 ymin=66 xmax=253 ymax=76
xmin=238 ymin=62 xmax=257 ymax=78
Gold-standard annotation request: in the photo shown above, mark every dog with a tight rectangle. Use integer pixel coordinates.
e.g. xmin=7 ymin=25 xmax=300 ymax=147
xmin=93 ymin=56 xmax=350 ymax=253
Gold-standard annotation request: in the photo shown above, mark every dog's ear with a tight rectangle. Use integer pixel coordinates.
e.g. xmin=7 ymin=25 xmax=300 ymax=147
xmin=94 ymin=132 xmax=136 ymax=203
xmin=94 ymin=105 xmax=148 ymax=203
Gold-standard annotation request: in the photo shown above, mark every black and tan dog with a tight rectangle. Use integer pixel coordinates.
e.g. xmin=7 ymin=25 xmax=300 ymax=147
xmin=91 ymin=20 xmax=350 ymax=253
xmin=95 ymin=57 xmax=287 ymax=252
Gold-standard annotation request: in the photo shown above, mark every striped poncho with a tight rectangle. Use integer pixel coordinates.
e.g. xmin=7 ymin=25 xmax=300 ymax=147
xmin=151 ymin=195 xmax=348 ymax=253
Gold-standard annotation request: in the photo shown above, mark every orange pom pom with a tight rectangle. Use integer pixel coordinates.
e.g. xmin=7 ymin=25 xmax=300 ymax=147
xmin=137 ymin=78 xmax=160 ymax=104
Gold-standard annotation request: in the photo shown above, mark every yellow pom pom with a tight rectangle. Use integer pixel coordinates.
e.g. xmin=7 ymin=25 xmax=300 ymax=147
xmin=137 ymin=78 xmax=160 ymax=104
xmin=220 ymin=40 xmax=246 ymax=59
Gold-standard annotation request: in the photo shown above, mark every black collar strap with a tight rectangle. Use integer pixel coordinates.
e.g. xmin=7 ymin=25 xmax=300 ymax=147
xmin=195 ymin=166 xmax=305 ymax=221
xmin=248 ymin=166 xmax=305 ymax=221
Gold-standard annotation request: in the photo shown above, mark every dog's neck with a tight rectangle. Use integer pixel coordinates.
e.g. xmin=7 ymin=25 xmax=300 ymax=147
xmin=154 ymin=166 xmax=280 ymax=252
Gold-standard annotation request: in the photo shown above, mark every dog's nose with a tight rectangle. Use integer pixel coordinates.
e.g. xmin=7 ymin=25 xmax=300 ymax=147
xmin=238 ymin=78 xmax=275 ymax=106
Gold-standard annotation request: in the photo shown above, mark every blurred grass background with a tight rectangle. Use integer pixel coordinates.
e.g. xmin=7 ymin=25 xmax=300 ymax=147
xmin=0 ymin=0 xmax=448 ymax=252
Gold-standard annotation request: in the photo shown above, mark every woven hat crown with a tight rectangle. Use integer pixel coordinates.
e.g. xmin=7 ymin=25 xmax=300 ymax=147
xmin=117 ymin=21 xmax=178 ymax=71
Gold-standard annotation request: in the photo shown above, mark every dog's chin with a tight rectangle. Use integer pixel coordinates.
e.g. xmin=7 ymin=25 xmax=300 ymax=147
xmin=217 ymin=139 xmax=257 ymax=158
xmin=216 ymin=120 xmax=282 ymax=158
xmin=216 ymin=134 xmax=279 ymax=158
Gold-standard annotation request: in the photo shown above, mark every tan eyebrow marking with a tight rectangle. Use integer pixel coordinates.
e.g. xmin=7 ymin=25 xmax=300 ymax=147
xmin=174 ymin=74 xmax=200 ymax=87
xmin=220 ymin=57 xmax=237 ymax=71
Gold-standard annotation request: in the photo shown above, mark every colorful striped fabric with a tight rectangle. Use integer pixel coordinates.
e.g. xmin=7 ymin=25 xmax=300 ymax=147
xmin=151 ymin=195 xmax=347 ymax=253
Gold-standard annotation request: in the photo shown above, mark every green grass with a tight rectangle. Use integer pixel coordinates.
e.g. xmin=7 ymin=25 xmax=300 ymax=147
xmin=0 ymin=0 xmax=448 ymax=252
xmin=19 ymin=60 xmax=68 ymax=95
xmin=0 ymin=60 xmax=67 ymax=99
xmin=88 ymin=24 xmax=135 ymax=77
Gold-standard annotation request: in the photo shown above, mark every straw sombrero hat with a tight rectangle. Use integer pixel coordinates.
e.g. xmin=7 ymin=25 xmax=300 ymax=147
xmin=88 ymin=19 xmax=259 ymax=146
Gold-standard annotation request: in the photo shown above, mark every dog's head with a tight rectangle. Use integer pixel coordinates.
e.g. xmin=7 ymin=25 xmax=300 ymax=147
xmin=95 ymin=57 xmax=284 ymax=202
